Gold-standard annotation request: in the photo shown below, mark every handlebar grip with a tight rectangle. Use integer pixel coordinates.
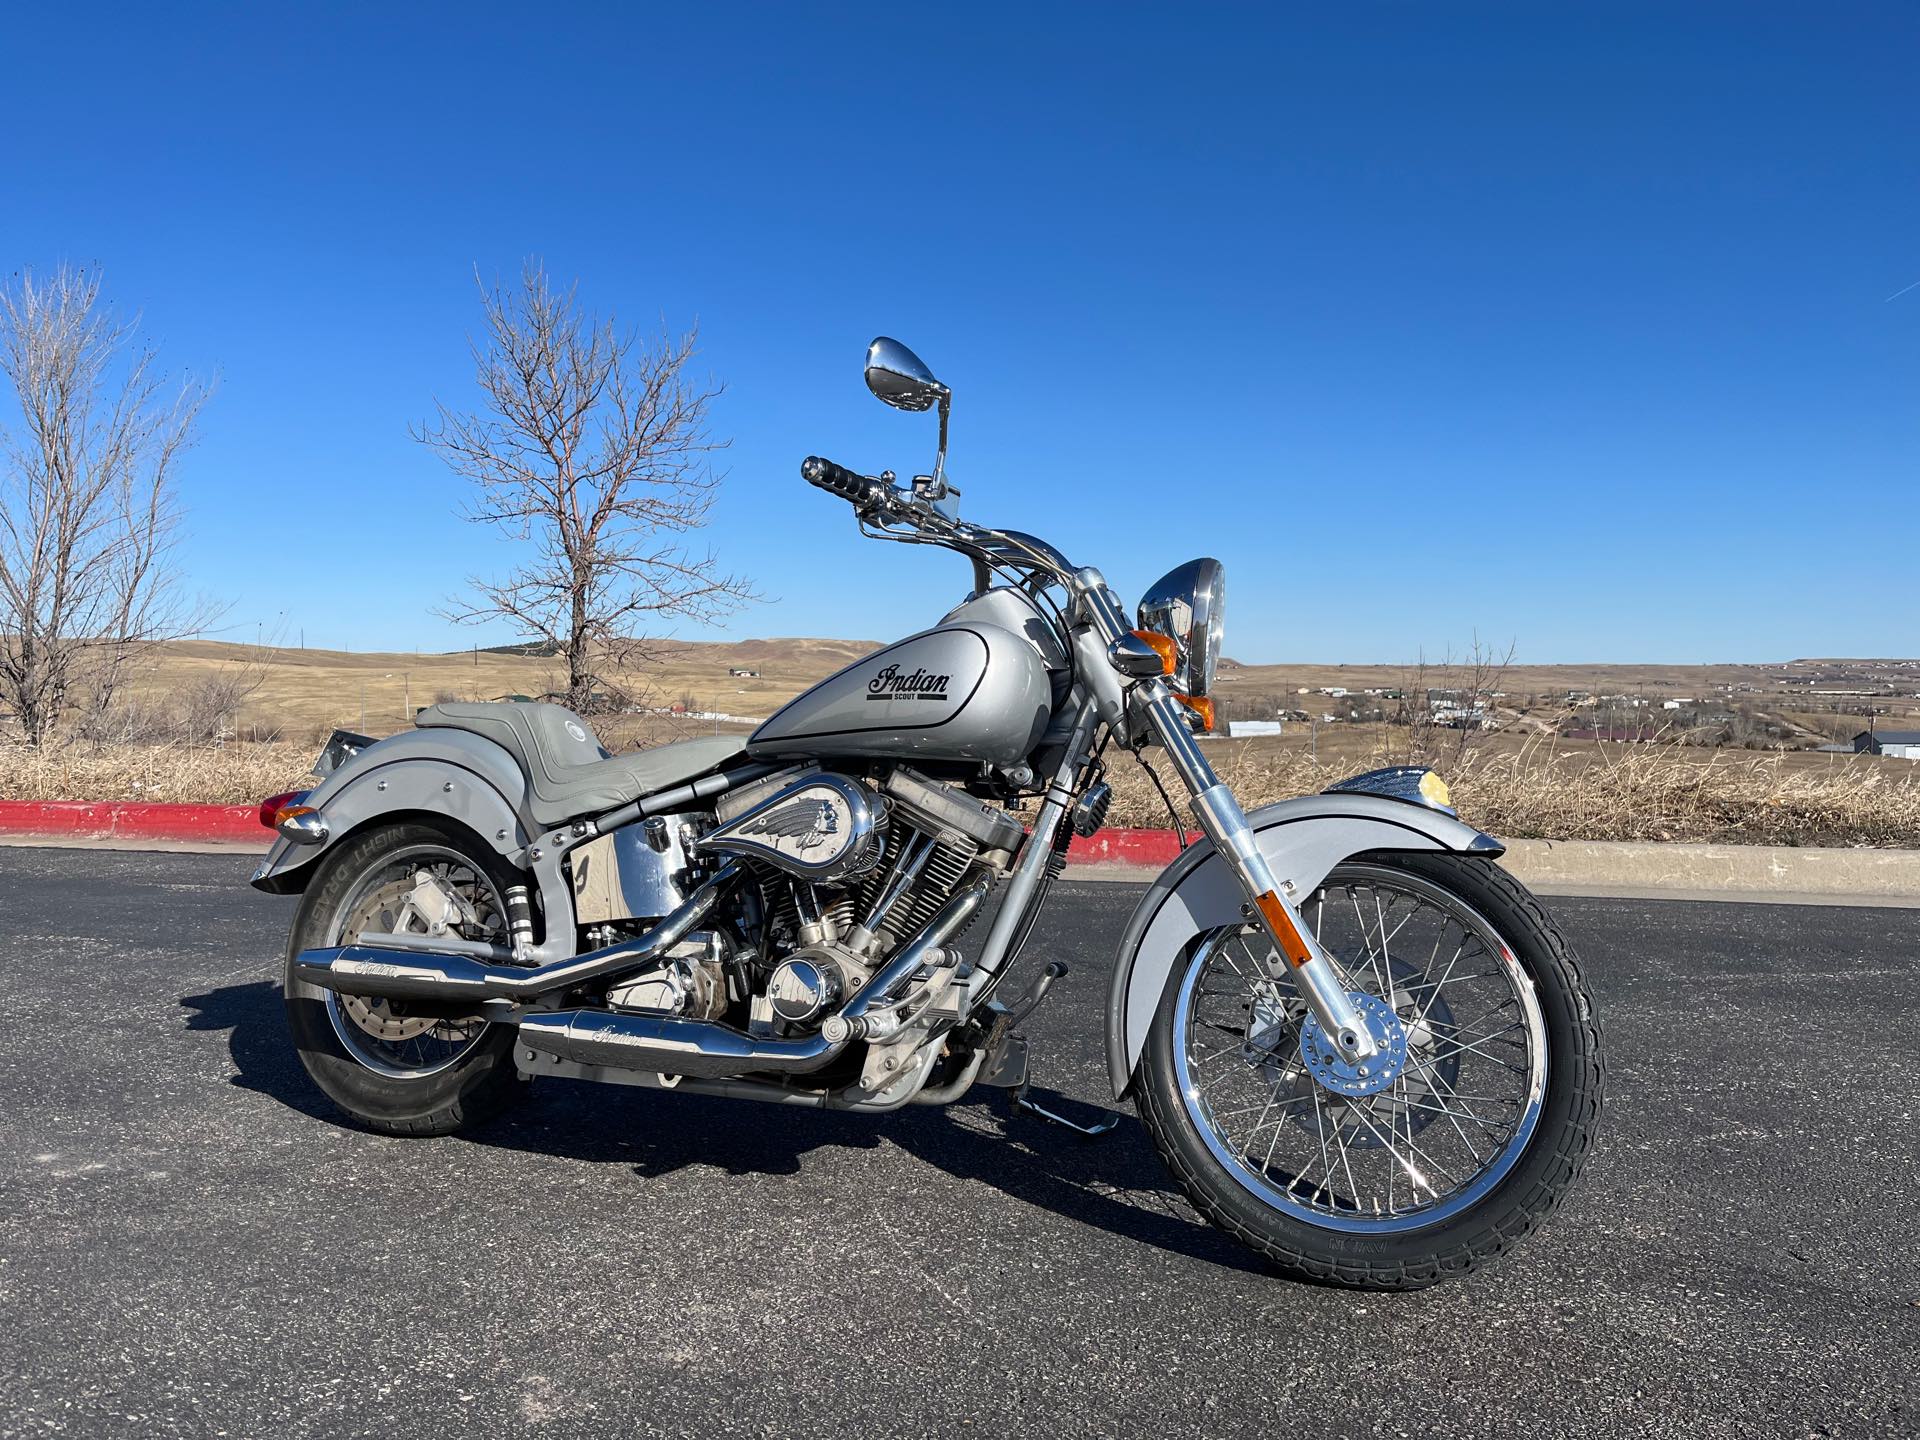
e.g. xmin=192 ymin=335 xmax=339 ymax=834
xmin=801 ymin=455 xmax=870 ymax=502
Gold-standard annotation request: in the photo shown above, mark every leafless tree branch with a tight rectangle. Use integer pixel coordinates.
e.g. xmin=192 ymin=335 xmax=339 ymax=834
xmin=415 ymin=261 xmax=759 ymax=712
xmin=0 ymin=265 xmax=216 ymax=744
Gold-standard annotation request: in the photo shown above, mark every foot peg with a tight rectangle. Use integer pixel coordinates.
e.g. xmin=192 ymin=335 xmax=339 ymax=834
xmin=1012 ymin=1084 xmax=1122 ymax=1137
xmin=976 ymin=959 xmax=1120 ymax=1137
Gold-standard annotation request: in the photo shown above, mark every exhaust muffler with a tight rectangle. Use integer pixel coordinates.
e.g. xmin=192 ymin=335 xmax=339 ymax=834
xmin=516 ymin=884 xmax=986 ymax=1081
xmin=517 ymin=1010 xmax=843 ymax=1078
xmin=290 ymin=862 xmax=740 ymax=1004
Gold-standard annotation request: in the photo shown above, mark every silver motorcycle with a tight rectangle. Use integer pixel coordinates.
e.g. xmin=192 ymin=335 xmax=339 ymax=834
xmin=256 ymin=337 xmax=1602 ymax=1288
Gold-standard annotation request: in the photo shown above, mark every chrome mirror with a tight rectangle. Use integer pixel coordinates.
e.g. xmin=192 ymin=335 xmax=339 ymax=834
xmin=865 ymin=336 xmax=956 ymax=505
xmin=864 ymin=337 xmax=946 ymax=412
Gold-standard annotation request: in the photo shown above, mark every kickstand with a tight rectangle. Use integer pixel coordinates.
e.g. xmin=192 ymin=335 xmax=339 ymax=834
xmin=979 ymin=959 xmax=1122 ymax=1138
xmin=1011 ymin=1081 xmax=1122 ymax=1138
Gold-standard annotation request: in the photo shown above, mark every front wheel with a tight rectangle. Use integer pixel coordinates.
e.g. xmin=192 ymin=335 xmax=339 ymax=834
xmin=1136 ymin=853 xmax=1602 ymax=1289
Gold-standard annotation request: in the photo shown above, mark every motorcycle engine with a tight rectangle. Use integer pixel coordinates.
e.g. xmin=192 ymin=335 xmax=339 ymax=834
xmin=716 ymin=764 xmax=1023 ymax=1034
xmin=605 ymin=930 xmax=730 ymax=1020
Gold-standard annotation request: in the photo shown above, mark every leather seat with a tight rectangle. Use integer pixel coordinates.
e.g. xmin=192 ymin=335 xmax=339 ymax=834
xmin=415 ymin=701 xmax=747 ymax=827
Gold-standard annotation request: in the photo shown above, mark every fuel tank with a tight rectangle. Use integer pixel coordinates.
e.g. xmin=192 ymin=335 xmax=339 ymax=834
xmin=748 ymin=620 xmax=1052 ymax=764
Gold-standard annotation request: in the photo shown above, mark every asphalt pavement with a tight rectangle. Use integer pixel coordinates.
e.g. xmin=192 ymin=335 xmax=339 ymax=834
xmin=0 ymin=847 xmax=1914 ymax=1438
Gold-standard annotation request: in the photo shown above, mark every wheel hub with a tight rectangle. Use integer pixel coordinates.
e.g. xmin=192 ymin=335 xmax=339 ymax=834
xmin=1298 ymin=991 xmax=1408 ymax=1098
xmin=338 ymin=992 xmax=439 ymax=1042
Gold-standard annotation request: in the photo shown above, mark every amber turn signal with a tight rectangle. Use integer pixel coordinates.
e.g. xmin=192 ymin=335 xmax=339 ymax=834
xmin=1128 ymin=628 xmax=1179 ymax=676
xmin=1175 ymin=693 xmax=1216 ymax=733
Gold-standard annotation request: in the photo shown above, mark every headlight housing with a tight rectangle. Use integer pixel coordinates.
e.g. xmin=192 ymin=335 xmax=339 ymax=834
xmin=1137 ymin=557 xmax=1225 ymax=697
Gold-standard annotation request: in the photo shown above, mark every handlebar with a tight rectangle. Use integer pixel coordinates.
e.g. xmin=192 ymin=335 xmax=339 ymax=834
xmin=801 ymin=455 xmax=878 ymax=504
xmin=800 ymin=455 xmax=1075 ymax=585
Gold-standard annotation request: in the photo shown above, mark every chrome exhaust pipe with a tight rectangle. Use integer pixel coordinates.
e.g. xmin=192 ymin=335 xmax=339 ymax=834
xmin=290 ymin=862 xmax=742 ymax=1003
xmin=517 ymin=1010 xmax=843 ymax=1078
xmin=516 ymin=883 xmax=987 ymax=1080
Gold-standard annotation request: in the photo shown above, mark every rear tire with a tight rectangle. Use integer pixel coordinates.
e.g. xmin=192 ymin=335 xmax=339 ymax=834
xmin=283 ymin=821 xmax=526 ymax=1135
xmin=1135 ymin=853 xmax=1603 ymax=1289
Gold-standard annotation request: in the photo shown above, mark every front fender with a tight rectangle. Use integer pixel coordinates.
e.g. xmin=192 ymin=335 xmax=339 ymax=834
xmin=1102 ymin=793 xmax=1504 ymax=1099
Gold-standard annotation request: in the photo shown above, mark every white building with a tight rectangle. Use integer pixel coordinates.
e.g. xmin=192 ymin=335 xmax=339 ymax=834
xmin=1856 ymin=729 xmax=1920 ymax=760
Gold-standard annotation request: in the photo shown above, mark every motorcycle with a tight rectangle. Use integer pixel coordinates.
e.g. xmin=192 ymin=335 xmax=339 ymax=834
xmin=255 ymin=337 xmax=1602 ymax=1288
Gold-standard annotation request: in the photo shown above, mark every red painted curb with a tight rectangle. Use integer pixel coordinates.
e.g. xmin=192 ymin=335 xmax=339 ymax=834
xmin=0 ymin=799 xmax=265 ymax=844
xmin=1064 ymin=827 xmax=1200 ymax=869
xmin=0 ymin=801 xmax=1193 ymax=867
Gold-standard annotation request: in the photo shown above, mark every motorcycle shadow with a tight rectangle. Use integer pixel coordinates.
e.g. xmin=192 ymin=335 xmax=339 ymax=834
xmin=181 ymin=979 xmax=1266 ymax=1277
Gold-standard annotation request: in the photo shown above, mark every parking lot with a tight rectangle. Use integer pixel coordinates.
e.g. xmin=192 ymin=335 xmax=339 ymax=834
xmin=0 ymin=846 xmax=1914 ymax=1438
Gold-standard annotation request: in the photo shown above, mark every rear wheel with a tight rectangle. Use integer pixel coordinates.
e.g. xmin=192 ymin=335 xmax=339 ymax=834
xmin=283 ymin=822 xmax=526 ymax=1134
xmin=1135 ymin=854 xmax=1602 ymax=1289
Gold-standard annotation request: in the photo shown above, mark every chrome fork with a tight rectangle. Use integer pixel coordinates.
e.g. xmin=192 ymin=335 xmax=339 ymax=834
xmin=1072 ymin=573 xmax=1379 ymax=1066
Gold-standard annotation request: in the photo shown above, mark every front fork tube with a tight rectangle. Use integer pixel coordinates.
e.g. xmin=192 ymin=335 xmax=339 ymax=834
xmin=1142 ymin=690 xmax=1379 ymax=1063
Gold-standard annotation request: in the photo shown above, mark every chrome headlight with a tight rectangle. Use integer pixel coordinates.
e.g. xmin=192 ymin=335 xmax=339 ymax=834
xmin=1137 ymin=558 xmax=1225 ymax=697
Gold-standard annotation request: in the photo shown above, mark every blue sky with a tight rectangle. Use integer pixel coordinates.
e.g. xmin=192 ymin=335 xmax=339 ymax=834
xmin=3 ymin=3 xmax=1914 ymax=664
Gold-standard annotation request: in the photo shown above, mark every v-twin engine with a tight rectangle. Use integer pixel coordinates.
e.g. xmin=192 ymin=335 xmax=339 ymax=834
xmin=722 ymin=764 xmax=1021 ymax=973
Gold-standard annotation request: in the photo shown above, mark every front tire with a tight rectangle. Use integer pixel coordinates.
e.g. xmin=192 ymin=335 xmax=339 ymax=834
xmin=1136 ymin=853 xmax=1603 ymax=1289
xmin=283 ymin=821 xmax=526 ymax=1135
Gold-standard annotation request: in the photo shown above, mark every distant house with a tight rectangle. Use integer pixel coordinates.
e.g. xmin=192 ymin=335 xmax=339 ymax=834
xmin=1854 ymin=729 xmax=1920 ymax=760
xmin=1228 ymin=720 xmax=1283 ymax=738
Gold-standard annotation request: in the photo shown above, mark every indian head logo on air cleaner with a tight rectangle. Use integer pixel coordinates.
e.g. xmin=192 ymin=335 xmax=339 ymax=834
xmin=741 ymin=797 xmax=839 ymax=853
xmin=865 ymin=663 xmax=951 ymax=703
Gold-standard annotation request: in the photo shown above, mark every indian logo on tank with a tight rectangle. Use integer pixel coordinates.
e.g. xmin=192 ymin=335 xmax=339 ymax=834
xmin=865 ymin=663 xmax=951 ymax=702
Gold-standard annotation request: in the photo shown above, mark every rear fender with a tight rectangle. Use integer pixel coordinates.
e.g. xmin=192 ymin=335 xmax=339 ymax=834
xmin=1103 ymin=793 xmax=1504 ymax=1099
xmin=249 ymin=729 xmax=578 ymax=956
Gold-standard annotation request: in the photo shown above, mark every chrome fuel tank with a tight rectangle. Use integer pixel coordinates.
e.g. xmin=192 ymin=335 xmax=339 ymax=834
xmin=748 ymin=621 xmax=1052 ymax=764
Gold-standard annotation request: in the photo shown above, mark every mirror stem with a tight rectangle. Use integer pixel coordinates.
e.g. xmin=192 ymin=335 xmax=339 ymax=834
xmin=934 ymin=392 xmax=950 ymax=486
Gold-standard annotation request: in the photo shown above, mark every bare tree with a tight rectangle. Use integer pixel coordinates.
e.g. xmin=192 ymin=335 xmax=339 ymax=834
xmin=0 ymin=266 xmax=210 ymax=744
xmin=417 ymin=262 xmax=757 ymax=713
xmin=1391 ymin=634 xmax=1516 ymax=770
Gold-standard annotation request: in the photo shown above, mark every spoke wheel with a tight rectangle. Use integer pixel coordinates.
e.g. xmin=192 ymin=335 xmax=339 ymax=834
xmin=1136 ymin=852 xmax=1602 ymax=1287
xmin=1174 ymin=863 xmax=1546 ymax=1233
xmin=283 ymin=822 xmax=527 ymax=1136
xmin=323 ymin=844 xmax=506 ymax=1078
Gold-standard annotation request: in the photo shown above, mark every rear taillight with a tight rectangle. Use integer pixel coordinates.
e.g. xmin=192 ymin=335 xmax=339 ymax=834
xmin=258 ymin=790 xmax=310 ymax=829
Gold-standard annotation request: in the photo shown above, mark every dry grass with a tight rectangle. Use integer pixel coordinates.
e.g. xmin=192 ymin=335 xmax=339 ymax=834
xmin=5 ymin=732 xmax=1919 ymax=848
xmin=0 ymin=740 xmax=315 ymax=806
xmin=1105 ymin=736 xmax=1920 ymax=848
xmin=130 ymin=637 xmax=878 ymax=742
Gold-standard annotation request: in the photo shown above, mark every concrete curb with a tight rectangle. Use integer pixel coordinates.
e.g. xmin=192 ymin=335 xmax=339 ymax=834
xmin=1059 ymin=833 xmax=1920 ymax=905
xmin=3 ymin=805 xmax=1918 ymax=904
xmin=1495 ymin=837 xmax=1920 ymax=904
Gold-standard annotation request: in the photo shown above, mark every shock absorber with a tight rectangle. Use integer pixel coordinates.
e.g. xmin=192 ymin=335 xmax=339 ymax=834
xmin=504 ymin=884 xmax=536 ymax=961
